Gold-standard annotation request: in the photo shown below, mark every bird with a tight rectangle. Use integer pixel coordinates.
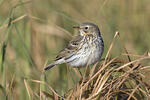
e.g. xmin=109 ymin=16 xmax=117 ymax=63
xmin=44 ymin=22 xmax=104 ymax=71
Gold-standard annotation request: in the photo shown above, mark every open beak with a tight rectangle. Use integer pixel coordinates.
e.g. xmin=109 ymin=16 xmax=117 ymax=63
xmin=73 ymin=26 xmax=80 ymax=29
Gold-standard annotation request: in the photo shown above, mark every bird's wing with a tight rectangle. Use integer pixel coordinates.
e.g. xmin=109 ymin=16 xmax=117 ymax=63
xmin=55 ymin=35 xmax=83 ymax=61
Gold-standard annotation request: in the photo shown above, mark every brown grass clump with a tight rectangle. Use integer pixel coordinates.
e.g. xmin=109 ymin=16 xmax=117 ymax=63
xmin=64 ymin=56 xmax=150 ymax=100
xmin=25 ymin=32 xmax=150 ymax=100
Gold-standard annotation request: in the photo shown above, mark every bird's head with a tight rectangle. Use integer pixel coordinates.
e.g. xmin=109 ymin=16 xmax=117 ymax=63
xmin=73 ymin=22 xmax=101 ymax=37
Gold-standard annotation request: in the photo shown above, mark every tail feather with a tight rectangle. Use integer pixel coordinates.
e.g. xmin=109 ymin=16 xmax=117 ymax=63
xmin=44 ymin=59 xmax=65 ymax=71
xmin=44 ymin=63 xmax=56 ymax=71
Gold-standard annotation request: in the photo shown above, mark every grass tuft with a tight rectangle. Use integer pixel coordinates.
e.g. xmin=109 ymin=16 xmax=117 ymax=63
xmin=37 ymin=32 xmax=150 ymax=100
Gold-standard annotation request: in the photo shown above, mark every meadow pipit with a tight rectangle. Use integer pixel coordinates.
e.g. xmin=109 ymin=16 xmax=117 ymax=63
xmin=44 ymin=22 xmax=104 ymax=71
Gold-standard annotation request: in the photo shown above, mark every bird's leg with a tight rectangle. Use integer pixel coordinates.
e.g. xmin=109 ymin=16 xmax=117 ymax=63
xmin=73 ymin=68 xmax=82 ymax=79
xmin=78 ymin=67 xmax=83 ymax=77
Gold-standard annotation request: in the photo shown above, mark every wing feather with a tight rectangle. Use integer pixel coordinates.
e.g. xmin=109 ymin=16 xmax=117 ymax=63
xmin=55 ymin=35 xmax=83 ymax=61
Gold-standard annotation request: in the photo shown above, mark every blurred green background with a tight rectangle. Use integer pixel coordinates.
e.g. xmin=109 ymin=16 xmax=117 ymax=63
xmin=0 ymin=0 xmax=150 ymax=99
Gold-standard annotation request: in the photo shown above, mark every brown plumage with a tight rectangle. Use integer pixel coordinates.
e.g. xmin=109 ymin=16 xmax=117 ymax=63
xmin=44 ymin=22 xmax=104 ymax=71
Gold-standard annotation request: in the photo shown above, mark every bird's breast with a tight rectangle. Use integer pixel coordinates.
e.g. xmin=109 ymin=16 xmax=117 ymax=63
xmin=67 ymin=37 xmax=103 ymax=67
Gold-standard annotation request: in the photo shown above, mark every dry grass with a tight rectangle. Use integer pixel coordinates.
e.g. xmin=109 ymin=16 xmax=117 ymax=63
xmin=0 ymin=0 xmax=150 ymax=100
xmin=24 ymin=32 xmax=150 ymax=100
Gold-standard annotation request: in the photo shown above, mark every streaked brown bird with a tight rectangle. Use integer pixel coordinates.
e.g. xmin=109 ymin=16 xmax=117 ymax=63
xmin=44 ymin=22 xmax=104 ymax=71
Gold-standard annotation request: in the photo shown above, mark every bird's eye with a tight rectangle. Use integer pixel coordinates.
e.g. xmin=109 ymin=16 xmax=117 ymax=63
xmin=85 ymin=27 xmax=88 ymax=30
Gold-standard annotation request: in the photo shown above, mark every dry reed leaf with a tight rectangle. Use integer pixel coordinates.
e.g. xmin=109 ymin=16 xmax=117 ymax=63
xmin=24 ymin=79 xmax=32 ymax=99
xmin=73 ymin=68 xmax=82 ymax=79
xmin=122 ymin=53 xmax=147 ymax=58
xmin=103 ymin=31 xmax=119 ymax=67
xmin=148 ymin=52 xmax=150 ymax=57
xmin=127 ymin=85 xmax=139 ymax=100
xmin=25 ymin=78 xmax=64 ymax=99
xmin=0 ymin=14 xmax=27 ymax=30
xmin=89 ymin=62 xmax=98 ymax=78
xmin=33 ymin=23 xmax=72 ymax=39
xmin=116 ymin=56 xmax=150 ymax=71
xmin=40 ymin=91 xmax=54 ymax=100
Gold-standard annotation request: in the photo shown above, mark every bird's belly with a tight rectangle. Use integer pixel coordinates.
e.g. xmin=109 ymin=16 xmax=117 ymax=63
xmin=67 ymin=44 xmax=102 ymax=67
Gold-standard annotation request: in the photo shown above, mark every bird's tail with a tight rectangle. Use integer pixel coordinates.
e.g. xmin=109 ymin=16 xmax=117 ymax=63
xmin=44 ymin=59 xmax=65 ymax=71
xmin=44 ymin=63 xmax=56 ymax=71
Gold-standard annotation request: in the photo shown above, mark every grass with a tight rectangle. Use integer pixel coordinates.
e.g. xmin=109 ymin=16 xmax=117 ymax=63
xmin=0 ymin=0 xmax=150 ymax=100
xmin=23 ymin=32 xmax=150 ymax=100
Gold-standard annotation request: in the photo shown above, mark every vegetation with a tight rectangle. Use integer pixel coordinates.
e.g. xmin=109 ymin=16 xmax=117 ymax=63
xmin=0 ymin=0 xmax=150 ymax=100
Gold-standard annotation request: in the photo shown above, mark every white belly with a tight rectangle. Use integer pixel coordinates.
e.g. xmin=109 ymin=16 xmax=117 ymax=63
xmin=66 ymin=43 xmax=103 ymax=67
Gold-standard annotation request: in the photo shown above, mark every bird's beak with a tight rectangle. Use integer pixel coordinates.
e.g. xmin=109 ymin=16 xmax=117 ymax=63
xmin=73 ymin=26 xmax=80 ymax=29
